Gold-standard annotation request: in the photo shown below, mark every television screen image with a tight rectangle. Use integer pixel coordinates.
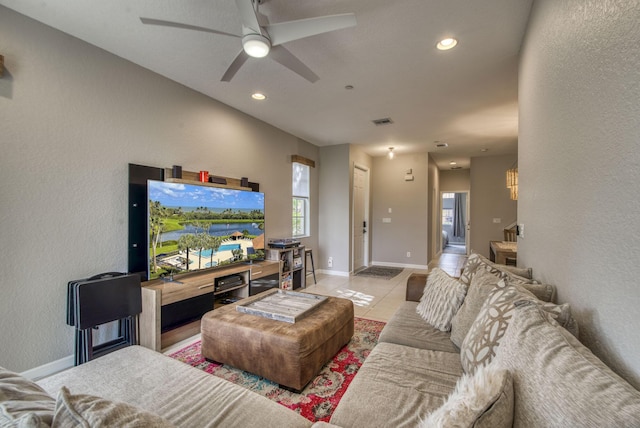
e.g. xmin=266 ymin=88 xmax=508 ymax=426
xmin=147 ymin=180 xmax=265 ymax=280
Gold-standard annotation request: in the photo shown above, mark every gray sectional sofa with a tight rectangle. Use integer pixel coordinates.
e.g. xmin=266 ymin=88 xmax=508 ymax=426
xmin=2 ymin=253 xmax=640 ymax=427
xmin=329 ymin=253 xmax=640 ymax=427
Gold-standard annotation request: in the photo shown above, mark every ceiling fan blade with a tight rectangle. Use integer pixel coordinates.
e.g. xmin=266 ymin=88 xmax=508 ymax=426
xmin=267 ymin=13 xmax=356 ymax=46
xmin=140 ymin=18 xmax=240 ymax=38
xmin=235 ymin=0 xmax=262 ymax=34
xmin=269 ymin=45 xmax=319 ymax=83
xmin=221 ymin=50 xmax=250 ymax=82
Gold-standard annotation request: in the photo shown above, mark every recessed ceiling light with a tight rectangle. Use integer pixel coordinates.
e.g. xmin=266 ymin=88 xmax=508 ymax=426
xmin=481 ymin=148 xmax=489 ymax=152
xmin=251 ymin=92 xmax=266 ymax=100
xmin=436 ymin=37 xmax=458 ymax=51
xmin=345 ymin=85 xmax=354 ymax=90
xmin=450 ymin=161 xmax=457 ymax=165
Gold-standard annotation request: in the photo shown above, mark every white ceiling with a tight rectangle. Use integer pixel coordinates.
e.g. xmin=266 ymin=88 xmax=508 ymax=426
xmin=0 ymin=0 xmax=533 ymax=169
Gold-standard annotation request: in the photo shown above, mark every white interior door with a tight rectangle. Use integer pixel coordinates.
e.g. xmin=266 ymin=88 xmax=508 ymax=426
xmin=352 ymin=165 xmax=369 ymax=272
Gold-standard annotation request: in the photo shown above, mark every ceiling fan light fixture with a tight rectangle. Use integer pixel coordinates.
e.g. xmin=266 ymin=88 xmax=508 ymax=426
xmin=436 ymin=37 xmax=458 ymax=50
xmin=243 ymin=34 xmax=271 ymax=58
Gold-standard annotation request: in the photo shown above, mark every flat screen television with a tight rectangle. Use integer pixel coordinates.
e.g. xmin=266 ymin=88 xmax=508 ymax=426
xmin=147 ymin=180 xmax=265 ymax=280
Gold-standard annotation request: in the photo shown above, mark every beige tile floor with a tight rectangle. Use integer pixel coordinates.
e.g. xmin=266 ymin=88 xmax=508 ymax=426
xmin=163 ymin=252 xmax=467 ymax=354
xmin=304 ymin=252 xmax=467 ymax=323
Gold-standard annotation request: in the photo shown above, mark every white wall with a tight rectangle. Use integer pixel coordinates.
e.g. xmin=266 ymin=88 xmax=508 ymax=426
xmin=0 ymin=6 xmax=318 ymax=372
xmin=519 ymin=0 xmax=640 ymax=387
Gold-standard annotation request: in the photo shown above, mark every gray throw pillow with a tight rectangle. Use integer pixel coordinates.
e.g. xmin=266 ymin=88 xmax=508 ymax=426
xmin=52 ymin=386 xmax=175 ymax=427
xmin=0 ymin=366 xmax=55 ymax=427
xmin=493 ymin=302 xmax=640 ymax=427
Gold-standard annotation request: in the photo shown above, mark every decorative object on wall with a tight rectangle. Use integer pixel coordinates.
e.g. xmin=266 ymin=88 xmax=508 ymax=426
xmin=387 ymin=147 xmax=395 ymax=160
xmin=506 ymin=162 xmax=518 ymax=200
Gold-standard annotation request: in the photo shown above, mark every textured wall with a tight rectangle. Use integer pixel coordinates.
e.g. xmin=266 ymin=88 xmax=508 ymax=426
xmin=0 ymin=7 xmax=318 ymax=372
xmin=371 ymin=153 xmax=429 ymax=268
xmin=440 ymin=169 xmax=471 ymax=192
xmin=318 ymin=145 xmax=350 ymax=274
xmin=518 ymin=0 xmax=640 ymax=387
xmin=469 ymin=155 xmax=518 ymax=257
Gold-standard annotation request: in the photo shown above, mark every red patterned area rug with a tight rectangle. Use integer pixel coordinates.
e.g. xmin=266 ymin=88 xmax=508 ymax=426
xmin=168 ymin=317 xmax=385 ymax=423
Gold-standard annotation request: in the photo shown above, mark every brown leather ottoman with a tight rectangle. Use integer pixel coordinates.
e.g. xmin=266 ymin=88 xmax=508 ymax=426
xmin=200 ymin=292 xmax=354 ymax=391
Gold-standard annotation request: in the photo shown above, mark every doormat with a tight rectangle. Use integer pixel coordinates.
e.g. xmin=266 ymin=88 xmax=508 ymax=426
xmin=168 ymin=317 xmax=385 ymax=423
xmin=355 ymin=266 xmax=404 ymax=280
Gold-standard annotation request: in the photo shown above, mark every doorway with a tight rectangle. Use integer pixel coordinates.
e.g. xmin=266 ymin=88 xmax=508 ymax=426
xmin=352 ymin=165 xmax=370 ymax=273
xmin=441 ymin=192 xmax=469 ymax=255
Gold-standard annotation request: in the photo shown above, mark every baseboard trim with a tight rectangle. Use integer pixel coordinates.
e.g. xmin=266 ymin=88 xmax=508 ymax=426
xmin=316 ymin=269 xmax=350 ymax=277
xmin=371 ymin=261 xmax=429 ymax=270
xmin=20 ymin=354 xmax=74 ymax=381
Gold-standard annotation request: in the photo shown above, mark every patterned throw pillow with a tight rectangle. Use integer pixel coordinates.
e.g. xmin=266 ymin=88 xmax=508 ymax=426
xmin=460 ymin=281 xmax=572 ymax=374
xmin=416 ymin=268 xmax=467 ymax=332
xmin=420 ymin=364 xmax=514 ymax=428
xmin=450 ymin=269 xmax=503 ymax=348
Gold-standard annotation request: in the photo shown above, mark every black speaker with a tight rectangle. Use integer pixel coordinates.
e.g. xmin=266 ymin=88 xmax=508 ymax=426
xmin=248 ymin=181 xmax=260 ymax=192
xmin=241 ymin=177 xmax=249 ymax=187
xmin=128 ymin=163 xmax=164 ymax=280
xmin=172 ymin=165 xmax=182 ymax=179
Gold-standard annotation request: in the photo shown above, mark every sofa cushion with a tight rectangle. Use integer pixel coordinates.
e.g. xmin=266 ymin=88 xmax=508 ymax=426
xmin=416 ymin=268 xmax=467 ymax=332
xmin=52 ymin=386 xmax=174 ymax=427
xmin=460 ymin=281 xmax=573 ymax=374
xmin=0 ymin=366 xmax=55 ymax=427
xmin=494 ymin=302 xmax=640 ymax=427
xmin=460 ymin=253 xmax=555 ymax=302
xmin=330 ymin=342 xmax=463 ymax=428
xmin=36 ymin=346 xmax=312 ymax=428
xmin=378 ymin=301 xmax=459 ymax=353
xmin=450 ymin=269 xmax=502 ymax=348
xmin=420 ymin=364 xmax=513 ymax=428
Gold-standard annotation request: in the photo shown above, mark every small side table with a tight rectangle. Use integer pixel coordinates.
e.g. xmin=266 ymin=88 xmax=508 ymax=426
xmin=489 ymin=241 xmax=517 ymax=265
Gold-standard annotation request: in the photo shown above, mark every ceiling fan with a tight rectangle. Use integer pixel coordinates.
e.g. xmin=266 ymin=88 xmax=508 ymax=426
xmin=140 ymin=0 xmax=356 ymax=83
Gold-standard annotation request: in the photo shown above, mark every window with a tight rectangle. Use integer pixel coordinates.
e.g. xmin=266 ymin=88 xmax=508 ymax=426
xmin=442 ymin=193 xmax=454 ymax=226
xmin=292 ymin=162 xmax=310 ymax=237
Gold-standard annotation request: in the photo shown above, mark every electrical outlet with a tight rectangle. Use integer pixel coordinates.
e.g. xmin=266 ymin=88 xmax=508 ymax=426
xmin=328 ymin=257 xmax=333 ymax=268
xmin=493 ymin=218 xmax=502 ymax=224
xmin=382 ymin=218 xmax=391 ymax=223
xmin=406 ymin=251 xmax=411 ymax=258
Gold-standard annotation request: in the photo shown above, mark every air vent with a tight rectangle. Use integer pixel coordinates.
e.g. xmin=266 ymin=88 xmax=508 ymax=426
xmin=435 ymin=142 xmax=448 ymax=148
xmin=372 ymin=117 xmax=394 ymax=126
xmin=451 ymin=166 xmax=462 ymax=170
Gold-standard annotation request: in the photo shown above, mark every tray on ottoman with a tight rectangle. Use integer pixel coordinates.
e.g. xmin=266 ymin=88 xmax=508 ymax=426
xmin=236 ymin=289 xmax=327 ymax=323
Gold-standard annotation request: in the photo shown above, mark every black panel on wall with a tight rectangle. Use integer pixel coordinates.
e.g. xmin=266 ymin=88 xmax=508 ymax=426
xmin=128 ymin=163 xmax=163 ymax=281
